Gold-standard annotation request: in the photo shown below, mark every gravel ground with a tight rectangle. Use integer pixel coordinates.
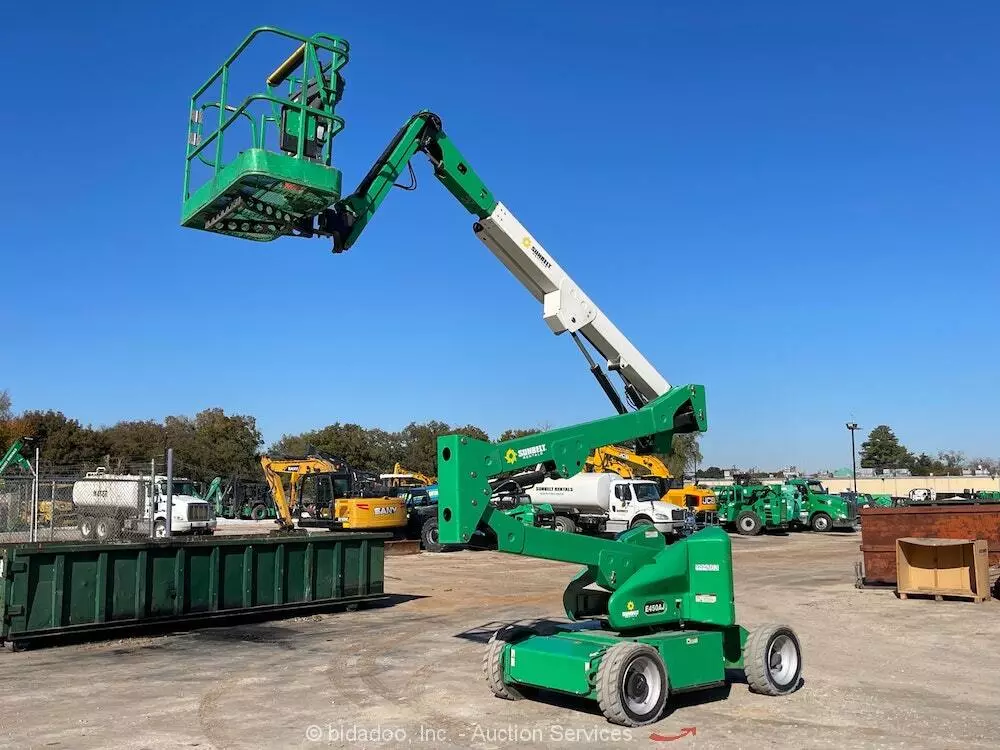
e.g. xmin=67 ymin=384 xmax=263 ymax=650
xmin=0 ymin=532 xmax=997 ymax=749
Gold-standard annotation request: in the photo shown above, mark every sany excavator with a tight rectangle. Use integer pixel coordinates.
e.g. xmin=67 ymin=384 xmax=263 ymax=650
xmin=182 ymin=28 xmax=802 ymax=726
xmin=586 ymin=445 xmax=718 ymax=520
xmin=259 ymin=452 xmax=406 ymax=532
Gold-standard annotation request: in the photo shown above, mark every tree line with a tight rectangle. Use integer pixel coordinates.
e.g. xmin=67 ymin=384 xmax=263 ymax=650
xmin=859 ymin=424 xmax=996 ymax=476
xmin=1 ymin=390 xmax=702 ymax=481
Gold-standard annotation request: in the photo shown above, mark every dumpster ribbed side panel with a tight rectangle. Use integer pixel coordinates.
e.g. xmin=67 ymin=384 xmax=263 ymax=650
xmin=0 ymin=533 xmax=388 ymax=647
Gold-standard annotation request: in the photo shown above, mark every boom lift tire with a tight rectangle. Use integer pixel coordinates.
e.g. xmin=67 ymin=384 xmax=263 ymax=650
xmin=596 ymin=642 xmax=668 ymax=726
xmin=483 ymin=625 xmax=530 ymax=700
xmin=553 ymin=515 xmax=578 ymax=534
xmin=810 ymin=512 xmax=831 ymax=533
xmin=736 ymin=511 xmax=763 ymax=536
xmin=250 ymin=504 xmax=268 ymax=521
xmin=420 ymin=518 xmax=444 ymax=552
xmin=743 ymin=624 xmax=802 ymax=696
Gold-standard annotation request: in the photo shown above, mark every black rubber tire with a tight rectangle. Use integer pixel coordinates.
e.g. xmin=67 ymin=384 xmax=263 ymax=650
xmin=421 ymin=518 xmax=444 ymax=552
xmin=483 ymin=625 xmax=530 ymax=700
xmin=744 ymin=623 xmax=802 ymax=696
xmin=736 ymin=511 xmax=763 ymax=536
xmin=810 ymin=512 xmax=832 ymax=533
xmin=153 ymin=520 xmax=167 ymax=538
xmin=95 ymin=516 xmax=119 ymax=542
xmin=79 ymin=516 xmax=97 ymax=541
xmin=554 ymin=515 xmax=578 ymax=534
xmin=250 ymin=504 xmax=268 ymax=521
xmin=596 ymin=642 xmax=668 ymax=726
xmin=629 ymin=516 xmax=654 ymax=530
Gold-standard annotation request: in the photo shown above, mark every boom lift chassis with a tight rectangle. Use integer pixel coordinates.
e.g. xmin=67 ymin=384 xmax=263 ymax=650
xmin=182 ymin=28 xmax=802 ymax=726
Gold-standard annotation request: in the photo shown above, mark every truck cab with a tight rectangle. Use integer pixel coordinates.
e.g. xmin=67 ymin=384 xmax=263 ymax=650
xmin=527 ymin=473 xmax=687 ymax=537
xmin=784 ymin=478 xmax=857 ymax=532
xmin=154 ymin=478 xmax=217 ymax=536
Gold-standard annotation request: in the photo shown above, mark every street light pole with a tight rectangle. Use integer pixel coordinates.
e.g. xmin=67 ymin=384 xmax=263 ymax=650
xmin=846 ymin=423 xmax=860 ymax=493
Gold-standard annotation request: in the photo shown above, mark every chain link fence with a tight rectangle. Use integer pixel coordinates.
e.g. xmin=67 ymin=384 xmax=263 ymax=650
xmin=0 ymin=456 xmax=220 ymax=545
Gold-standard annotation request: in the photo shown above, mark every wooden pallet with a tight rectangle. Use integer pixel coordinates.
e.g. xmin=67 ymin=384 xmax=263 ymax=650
xmin=898 ymin=590 xmax=990 ymax=603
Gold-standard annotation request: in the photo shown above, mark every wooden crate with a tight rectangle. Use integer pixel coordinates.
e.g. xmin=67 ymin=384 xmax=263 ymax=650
xmin=896 ymin=538 xmax=991 ymax=603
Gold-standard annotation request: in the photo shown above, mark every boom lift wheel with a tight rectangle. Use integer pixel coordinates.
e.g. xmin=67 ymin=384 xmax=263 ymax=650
xmin=596 ymin=642 xmax=668 ymax=726
xmin=743 ymin=624 xmax=802 ymax=696
xmin=736 ymin=511 xmax=762 ymax=536
xmin=483 ymin=625 xmax=530 ymax=700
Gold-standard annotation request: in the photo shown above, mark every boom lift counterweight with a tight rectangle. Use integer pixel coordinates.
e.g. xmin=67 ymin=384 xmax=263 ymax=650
xmin=182 ymin=28 xmax=802 ymax=726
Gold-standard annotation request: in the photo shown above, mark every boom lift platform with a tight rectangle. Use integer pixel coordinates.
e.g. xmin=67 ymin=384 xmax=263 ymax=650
xmin=183 ymin=28 xmax=802 ymax=726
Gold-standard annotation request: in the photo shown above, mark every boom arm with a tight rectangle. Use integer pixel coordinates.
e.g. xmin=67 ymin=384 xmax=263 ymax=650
xmin=322 ymin=111 xmax=670 ymax=408
xmin=587 ymin=445 xmax=672 ymax=478
xmin=0 ymin=437 xmax=34 ymax=476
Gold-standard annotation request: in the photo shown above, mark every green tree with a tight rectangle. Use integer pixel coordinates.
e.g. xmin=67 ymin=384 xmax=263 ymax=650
xmin=859 ymin=425 xmax=912 ymax=472
xmin=103 ymin=420 xmax=168 ymax=462
xmin=662 ymin=433 xmax=702 ymax=479
xmin=699 ymin=465 xmax=724 ymax=479
xmin=270 ymin=423 xmax=400 ymax=473
xmin=497 ymin=427 xmax=545 ymax=442
xmin=937 ymin=450 xmax=966 ymax=475
xmin=19 ymin=410 xmax=108 ymax=467
xmin=398 ymin=421 xmax=490 ymax=477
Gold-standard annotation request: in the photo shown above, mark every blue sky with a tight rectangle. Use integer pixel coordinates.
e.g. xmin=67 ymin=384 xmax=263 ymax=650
xmin=2 ymin=3 xmax=997 ymax=471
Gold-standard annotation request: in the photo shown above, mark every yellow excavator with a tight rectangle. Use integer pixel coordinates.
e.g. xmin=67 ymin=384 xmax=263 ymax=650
xmin=585 ymin=445 xmax=717 ymax=518
xmin=259 ymin=451 xmax=406 ymax=532
xmin=379 ymin=462 xmax=436 ymax=489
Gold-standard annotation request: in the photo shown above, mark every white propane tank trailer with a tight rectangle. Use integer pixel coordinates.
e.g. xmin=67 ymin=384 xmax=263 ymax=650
xmin=72 ymin=469 xmax=216 ymax=541
xmin=525 ymin=472 xmax=688 ymax=536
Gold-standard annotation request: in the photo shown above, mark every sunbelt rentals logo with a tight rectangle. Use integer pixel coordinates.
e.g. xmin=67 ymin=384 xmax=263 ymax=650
xmin=504 ymin=444 xmax=547 ymax=464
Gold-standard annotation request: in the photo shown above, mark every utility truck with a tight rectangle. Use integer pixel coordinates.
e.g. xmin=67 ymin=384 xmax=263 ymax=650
xmin=783 ymin=478 xmax=858 ymax=531
xmin=715 ymin=483 xmax=790 ymax=536
xmin=525 ymin=472 xmax=688 ymax=536
xmin=72 ymin=470 xmax=216 ymax=540
xmin=182 ymin=28 xmax=802 ymax=727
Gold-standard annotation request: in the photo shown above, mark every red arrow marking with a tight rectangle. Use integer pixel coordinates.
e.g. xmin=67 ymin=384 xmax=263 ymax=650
xmin=649 ymin=727 xmax=696 ymax=742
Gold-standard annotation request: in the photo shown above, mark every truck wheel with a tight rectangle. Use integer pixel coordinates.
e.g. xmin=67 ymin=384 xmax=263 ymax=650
xmin=421 ymin=518 xmax=444 ymax=552
xmin=79 ymin=517 xmax=97 ymax=541
xmin=95 ymin=517 xmax=120 ymax=542
xmin=810 ymin=513 xmax=831 ymax=532
xmin=250 ymin=504 xmax=268 ymax=521
xmin=744 ymin=623 xmax=802 ymax=696
xmin=736 ymin=511 xmax=763 ymax=536
xmin=153 ymin=520 xmax=167 ymax=538
xmin=629 ymin=516 xmax=654 ymax=530
xmin=483 ymin=625 xmax=531 ymax=701
xmin=554 ymin=515 xmax=578 ymax=534
xmin=596 ymin=642 xmax=668 ymax=726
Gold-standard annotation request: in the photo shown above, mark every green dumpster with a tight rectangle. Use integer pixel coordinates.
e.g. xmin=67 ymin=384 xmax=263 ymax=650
xmin=0 ymin=532 xmax=388 ymax=648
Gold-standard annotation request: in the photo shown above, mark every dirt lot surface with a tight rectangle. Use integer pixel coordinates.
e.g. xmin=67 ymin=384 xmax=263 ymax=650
xmin=1 ymin=532 xmax=998 ymax=749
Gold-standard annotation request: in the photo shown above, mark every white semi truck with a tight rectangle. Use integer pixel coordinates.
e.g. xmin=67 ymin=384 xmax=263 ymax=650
xmin=524 ymin=472 xmax=688 ymax=537
xmin=72 ymin=469 xmax=216 ymax=541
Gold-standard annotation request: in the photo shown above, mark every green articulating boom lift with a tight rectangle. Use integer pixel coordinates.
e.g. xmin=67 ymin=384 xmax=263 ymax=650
xmin=0 ymin=437 xmax=35 ymax=477
xmin=182 ymin=28 xmax=802 ymax=726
